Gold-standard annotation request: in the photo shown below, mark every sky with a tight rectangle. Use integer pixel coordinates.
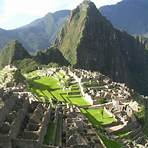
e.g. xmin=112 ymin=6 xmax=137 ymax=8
xmin=0 ymin=0 xmax=121 ymax=30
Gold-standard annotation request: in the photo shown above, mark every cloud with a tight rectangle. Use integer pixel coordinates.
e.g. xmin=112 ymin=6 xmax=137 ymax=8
xmin=0 ymin=0 xmax=121 ymax=29
xmin=93 ymin=0 xmax=121 ymax=7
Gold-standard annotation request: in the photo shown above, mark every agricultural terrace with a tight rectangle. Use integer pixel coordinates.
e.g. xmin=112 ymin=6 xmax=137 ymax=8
xmin=26 ymin=70 xmax=90 ymax=106
xmin=25 ymin=70 xmax=120 ymax=148
xmin=26 ymin=70 xmax=116 ymax=125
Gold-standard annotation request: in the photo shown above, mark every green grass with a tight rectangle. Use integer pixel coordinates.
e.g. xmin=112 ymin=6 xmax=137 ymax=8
xmin=134 ymin=106 xmax=144 ymax=126
xmin=54 ymin=114 xmax=63 ymax=145
xmin=80 ymin=108 xmax=121 ymax=147
xmin=81 ymin=108 xmax=115 ymax=126
xmin=27 ymin=76 xmax=89 ymax=106
xmin=115 ymin=130 xmax=131 ymax=138
xmin=43 ymin=122 xmax=55 ymax=145
xmin=99 ymin=134 xmax=122 ymax=148
xmin=26 ymin=71 xmax=122 ymax=148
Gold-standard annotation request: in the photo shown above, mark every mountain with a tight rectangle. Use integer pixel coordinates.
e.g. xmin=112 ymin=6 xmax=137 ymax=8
xmin=136 ymin=36 xmax=148 ymax=50
xmin=0 ymin=39 xmax=68 ymax=73
xmin=0 ymin=40 xmax=30 ymax=68
xmin=54 ymin=0 xmax=146 ymax=93
xmin=100 ymin=0 xmax=148 ymax=35
xmin=0 ymin=10 xmax=70 ymax=54
xmin=34 ymin=47 xmax=69 ymax=66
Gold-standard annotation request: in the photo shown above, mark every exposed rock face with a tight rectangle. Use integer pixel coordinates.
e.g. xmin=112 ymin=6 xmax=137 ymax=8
xmin=54 ymin=0 xmax=145 ymax=85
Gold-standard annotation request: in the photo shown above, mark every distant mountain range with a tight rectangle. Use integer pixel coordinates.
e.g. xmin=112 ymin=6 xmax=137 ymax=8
xmin=1 ymin=0 xmax=148 ymax=54
xmin=0 ymin=10 xmax=70 ymax=54
xmin=0 ymin=0 xmax=148 ymax=95
xmin=100 ymin=0 xmax=148 ymax=35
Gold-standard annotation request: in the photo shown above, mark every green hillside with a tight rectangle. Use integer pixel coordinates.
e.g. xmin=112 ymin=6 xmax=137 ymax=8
xmin=0 ymin=40 xmax=30 ymax=68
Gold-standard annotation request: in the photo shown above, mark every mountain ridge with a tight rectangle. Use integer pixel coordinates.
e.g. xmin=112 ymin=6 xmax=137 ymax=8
xmin=0 ymin=40 xmax=31 ymax=68
xmin=100 ymin=0 xmax=148 ymax=35
xmin=54 ymin=0 xmax=146 ymax=94
xmin=0 ymin=10 xmax=70 ymax=54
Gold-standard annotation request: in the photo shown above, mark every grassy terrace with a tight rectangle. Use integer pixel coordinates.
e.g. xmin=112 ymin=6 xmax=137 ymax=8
xmin=115 ymin=130 xmax=131 ymax=139
xmin=80 ymin=108 xmax=121 ymax=147
xmin=99 ymin=134 xmax=122 ymax=148
xmin=43 ymin=122 xmax=55 ymax=145
xmin=26 ymin=71 xmax=121 ymax=148
xmin=81 ymin=108 xmax=115 ymax=126
xmin=27 ymin=73 xmax=89 ymax=106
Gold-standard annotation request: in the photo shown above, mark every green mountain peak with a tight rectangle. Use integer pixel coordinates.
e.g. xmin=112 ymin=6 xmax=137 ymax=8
xmin=0 ymin=40 xmax=30 ymax=68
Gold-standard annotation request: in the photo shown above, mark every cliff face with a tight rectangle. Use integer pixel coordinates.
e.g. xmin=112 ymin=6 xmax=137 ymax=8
xmin=54 ymin=0 xmax=145 ymax=84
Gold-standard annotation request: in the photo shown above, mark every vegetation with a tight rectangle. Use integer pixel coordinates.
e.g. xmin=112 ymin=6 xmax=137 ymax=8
xmin=135 ymin=105 xmax=144 ymax=126
xmin=43 ymin=122 xmax=55 ymax=145
xmin=27 ymin=74 xmax=89 ymax=106
xmin=97 ymin=98 xmax=107 ymax=104
xmin=99 ymin=134 xmax=122 ymax=148
xmin=53 ymin=0 xmax=147 ymax=97
xmin=0 ymin=10 xmax=70 ymax=54
xmin=26 ymin=70 xmax=122 ymax=148
xmin=0 ymin=40 xmax=69 ymax=73
xmin=14 ymin=58 xmax=40 ymax=73
xmin=115 ymin=130 xmax=131 ymax=138
xmin=0 ymin=40 xmax=30 ymax=69
xmin=54 ymin=3 xmax=87 ymax=65
xmin=81 ymin=108 xmax=115 ymax=126
xmin=34 ymin=47 xmax=69 ymax=66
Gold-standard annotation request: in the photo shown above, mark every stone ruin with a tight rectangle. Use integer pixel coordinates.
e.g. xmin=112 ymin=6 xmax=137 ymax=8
xmin=63 ymin=105 xmax=104 ymax=148
xmin=59 ymin=67 xmax=148 ymax=147
xmin=0 ymin=90 xmax=52 ymax=148
xmin=0 ymin=89 xmax=104 ymax=148
xmin=67 ymin=67 xmax=132 ymax=105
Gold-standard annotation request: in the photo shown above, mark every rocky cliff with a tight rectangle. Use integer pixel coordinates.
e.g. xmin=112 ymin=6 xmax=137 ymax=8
xmin=54 ymin=0 xmax=145 ymax=85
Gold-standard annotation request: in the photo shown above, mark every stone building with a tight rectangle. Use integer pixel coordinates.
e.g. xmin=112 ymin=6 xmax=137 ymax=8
xmin=0 ymin=89 xmax=105 ymax=148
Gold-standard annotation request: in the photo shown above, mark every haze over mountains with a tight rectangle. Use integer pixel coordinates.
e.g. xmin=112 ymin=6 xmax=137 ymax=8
xmin=0 ymin=10 xmax=70 ymax=54
xmin=0 ymin=0 xmax=148 ymax=54
xmin=100 ymin=0 xmax=148 ymax=36
xmin=1 ymin=0 xmax=148 ymax=95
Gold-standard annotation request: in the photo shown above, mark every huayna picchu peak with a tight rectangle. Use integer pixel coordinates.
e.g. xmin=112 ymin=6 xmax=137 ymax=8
xmin=54 ymin=0 xmax=146 ymax=94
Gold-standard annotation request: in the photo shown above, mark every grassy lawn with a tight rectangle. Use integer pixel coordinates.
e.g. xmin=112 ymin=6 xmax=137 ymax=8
xmin=115 ymin=130 xmax=131 ymax=138
xmin=27 ymin=76 xmax=89 ymax=106
xmin=99 ymin=134 xmax=122 ymax=148
xmin=81 ymin=108 xmax=115 ymax=126
xmin=43 ymin=122 xmax=55 ymax=145
xmin=54 ymin=114 xmax=63 ymax=146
